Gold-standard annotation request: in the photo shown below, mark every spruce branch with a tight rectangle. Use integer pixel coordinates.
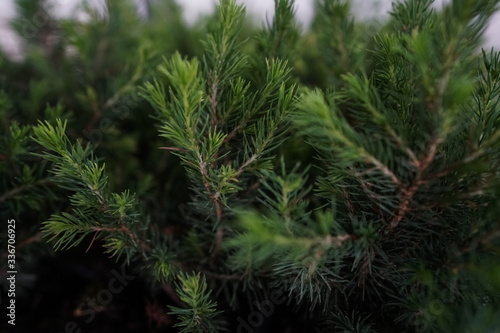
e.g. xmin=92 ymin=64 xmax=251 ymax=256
xmin=169 ymin=272 xmax=225 ymax=333
xmin=295 ymin=89 xmax=403 ymax=188
xmin=31 ymin=119 xmax=156 ymax=262
xmin=223 ymin=59 xmax=292 ymax=146
xmin=342 ymin=72 xmax=419 ymax=165
xmin=203 ymin=0 xmax=248 ymax=126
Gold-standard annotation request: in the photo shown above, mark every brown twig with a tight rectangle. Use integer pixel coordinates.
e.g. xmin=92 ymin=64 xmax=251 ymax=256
xmin=325 ymin=234 xmax=352 ymax=246
xmin=338 ymin=184 xmax=355 ymax=215
xmin=386 ymin=137 xmax=441 ymax=231
xmin=86 ymin=231 xmax=100 ymax=253
xmin=235 ymin=153 xmax=258 ymax=178
xmin=200 ymin=269 xmax=246 ymax=281
xmin=455 ymin=228 xmax=500 ymax=258
xmin=223 ymin=124 xmax=242 ymax=144
xmin=209 ymin=227 xmax=225 ymax=266
xmin=161 ymin=282 xmax=183 ymax=306
xmin=16 ymin=232 xmax=43 ymax=250
xmin=92 ymin=224 xmax=151 ymax=252
xmin=354 ymin=170 xmax=386 ymax=219
xmin=159 ymin=147 xmax=186 ymax=152
xmin=0 ymin=178 xmax=52 ymax=204
xmin=358 ymin=254 xmax=371 ymax=286
xmin=87 ymin=184 xmax=108 ymax=208
xmin=366 ymin=155 xmax=404 ymax=190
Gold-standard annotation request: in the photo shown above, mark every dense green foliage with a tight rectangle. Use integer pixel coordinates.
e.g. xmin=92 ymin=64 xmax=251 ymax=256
xmin=1 ymin=0 xmax=500 ymax=332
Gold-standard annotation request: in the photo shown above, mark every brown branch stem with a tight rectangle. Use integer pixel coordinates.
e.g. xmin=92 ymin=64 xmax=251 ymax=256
xmin=16 ymin=232 xmax=43 ymax=250
xmin=92 ymin=224 xmax=151 ymax=252
xmin=0 ymin=178 xmax=53 ymax=204
xmin=386 ymin=137 xmax=441 ymax=231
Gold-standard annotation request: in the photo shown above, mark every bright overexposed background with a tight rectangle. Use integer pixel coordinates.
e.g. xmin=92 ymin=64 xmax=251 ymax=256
xmin=0 ymin=0 xmax=499 ymax=59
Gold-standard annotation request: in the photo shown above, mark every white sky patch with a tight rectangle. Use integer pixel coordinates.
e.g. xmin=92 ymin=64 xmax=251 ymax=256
xmin=0 ymin=0 xmax=499 ymax=57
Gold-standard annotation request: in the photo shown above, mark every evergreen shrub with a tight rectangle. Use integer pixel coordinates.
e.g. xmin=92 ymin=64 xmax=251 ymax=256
xmin=1 ymin=0 xmax=500 ymax=332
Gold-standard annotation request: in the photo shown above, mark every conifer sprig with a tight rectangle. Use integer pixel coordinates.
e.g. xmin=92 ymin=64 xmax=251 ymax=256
xmin=141 ymin=0 xmax=296 ymax=227
xmin=169 ymin=272 xmax=225 ymax=333
xmin=32 ymin=120 xmax=150 ymax=260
